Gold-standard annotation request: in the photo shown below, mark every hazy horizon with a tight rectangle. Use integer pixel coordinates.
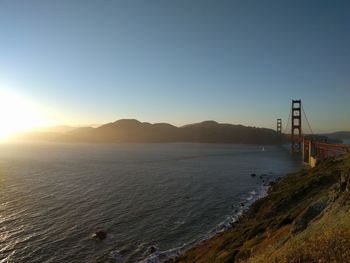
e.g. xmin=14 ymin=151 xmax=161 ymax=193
xmin=24 ymin=118 xmax=350 ymax=135
xmin=0 ymin=0 xmax=350 ymax=138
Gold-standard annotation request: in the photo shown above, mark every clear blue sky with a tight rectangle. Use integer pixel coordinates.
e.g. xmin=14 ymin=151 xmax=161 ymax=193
xmin=0 ymin=0 xmax=349 ymax=132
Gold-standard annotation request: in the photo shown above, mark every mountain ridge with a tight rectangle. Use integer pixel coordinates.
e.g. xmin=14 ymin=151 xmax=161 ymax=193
xmin=15 ymin=119 xmax=286 ymax=144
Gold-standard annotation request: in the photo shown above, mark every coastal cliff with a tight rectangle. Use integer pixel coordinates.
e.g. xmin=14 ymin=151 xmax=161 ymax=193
xmin=176 ymin=153 xmax=350 ymax=263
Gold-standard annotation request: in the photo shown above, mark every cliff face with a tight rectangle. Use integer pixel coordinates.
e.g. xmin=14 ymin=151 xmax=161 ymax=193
xmin=177 ymin=154 xmax=350 ymax=263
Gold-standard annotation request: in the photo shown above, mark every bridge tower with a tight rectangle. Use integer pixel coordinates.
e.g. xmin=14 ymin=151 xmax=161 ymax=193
xmin=291 ymin=100 xmax=302 ymax=153
xmin=276 ymin=118 xmax=282 ymax=133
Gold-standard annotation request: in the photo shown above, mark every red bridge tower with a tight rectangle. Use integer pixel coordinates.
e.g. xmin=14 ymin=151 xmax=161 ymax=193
xmin=276 ymin=118 xmax=282 ymax=133
xmin=291 ymin=100 xmax=302 ymax=153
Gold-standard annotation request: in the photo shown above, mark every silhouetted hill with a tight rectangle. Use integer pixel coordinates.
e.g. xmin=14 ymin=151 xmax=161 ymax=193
xmin=181 ymin=121 xmax=280 ymax=144
xmin=15 ymin=119 xmax=285 ymax=144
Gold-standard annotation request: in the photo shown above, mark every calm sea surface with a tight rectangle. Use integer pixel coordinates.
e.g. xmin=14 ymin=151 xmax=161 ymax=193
xmin=0 ymin=143 xmax=301 ymax=262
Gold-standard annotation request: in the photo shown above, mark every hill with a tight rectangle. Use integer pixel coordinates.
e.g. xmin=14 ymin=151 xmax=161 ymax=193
xmin=15 ymin=119 xmax=285 ymax=144
xmin=176 ymin=153 xmax=350 ymax=262
xmin=322 ymin=131 xmax=350 ymax=142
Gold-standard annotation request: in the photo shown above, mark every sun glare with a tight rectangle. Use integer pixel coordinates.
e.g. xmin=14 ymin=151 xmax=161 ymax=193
xmin=0 ymin=89 xmax=53 ymax=141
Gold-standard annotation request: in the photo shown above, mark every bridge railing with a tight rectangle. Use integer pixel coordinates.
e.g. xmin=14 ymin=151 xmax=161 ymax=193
xmin=284 ymin=134 xmax=350 ymax=167
xmin=312 ymin=142 xmax=350 ymax=153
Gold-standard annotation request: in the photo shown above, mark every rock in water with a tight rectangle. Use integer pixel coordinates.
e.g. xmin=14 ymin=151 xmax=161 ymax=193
xmin=149 ymin=246 xmax=157 ymax=254
xmin=250 ymin=173 xmax=256 ymax=177
xmin=94 ymin=230 xmax=107 ymax=240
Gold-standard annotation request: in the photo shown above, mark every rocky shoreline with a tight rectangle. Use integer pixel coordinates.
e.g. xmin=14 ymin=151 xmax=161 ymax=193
xmin=175 ymin=153 xmax=350 ymax=262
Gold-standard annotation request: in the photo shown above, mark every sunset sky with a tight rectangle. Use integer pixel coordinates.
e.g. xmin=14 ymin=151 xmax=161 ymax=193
xmin=0 ymin=0 xmax=349 ymax=136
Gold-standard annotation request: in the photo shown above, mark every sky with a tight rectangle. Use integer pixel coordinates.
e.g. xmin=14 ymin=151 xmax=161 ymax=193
xmin=0 ymin=0 xmax=349 ymax=134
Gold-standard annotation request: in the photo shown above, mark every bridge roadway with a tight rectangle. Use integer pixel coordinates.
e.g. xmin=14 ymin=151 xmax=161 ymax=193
xmin=285 ymin=134 xmax=350 ymax=167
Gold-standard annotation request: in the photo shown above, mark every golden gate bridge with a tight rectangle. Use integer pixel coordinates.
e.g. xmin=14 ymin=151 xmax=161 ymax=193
xmin=277 ymin=100 xmax=350 ymax=167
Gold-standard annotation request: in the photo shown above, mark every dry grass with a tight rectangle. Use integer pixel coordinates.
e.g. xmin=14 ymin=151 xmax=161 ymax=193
xmin=270 ymin=227 xmax=350 ymax=263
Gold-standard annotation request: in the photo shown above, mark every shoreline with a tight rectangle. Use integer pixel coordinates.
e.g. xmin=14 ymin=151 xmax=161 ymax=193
xmin=140 ymin=182 xmax=274 ymax=263
xmin=175 ymin=154 xmax=350 ymax=262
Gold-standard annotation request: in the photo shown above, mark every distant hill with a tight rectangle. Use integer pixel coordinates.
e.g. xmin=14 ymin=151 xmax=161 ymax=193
xmin=15 ymin=119 xmax=285 ymax=144
xmin=30 ymin=125 xmax=77 ymax=133
xmin=304 ymin=134 xmax=342 ymax=144
xmin=321 ymin=131 xmax=350 ymax=142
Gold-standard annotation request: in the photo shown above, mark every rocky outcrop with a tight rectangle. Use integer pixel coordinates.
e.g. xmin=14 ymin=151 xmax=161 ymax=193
xmin=291 ymin=196 xmax=328 ymax=234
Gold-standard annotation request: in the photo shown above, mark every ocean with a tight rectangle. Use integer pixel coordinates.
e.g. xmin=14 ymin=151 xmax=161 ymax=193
xmin=0 ymin=142 xmax=301 ymax=262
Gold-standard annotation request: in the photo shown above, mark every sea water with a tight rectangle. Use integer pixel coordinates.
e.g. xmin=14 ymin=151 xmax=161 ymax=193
xmin=0 ymin=142 xmax=301 ymax=262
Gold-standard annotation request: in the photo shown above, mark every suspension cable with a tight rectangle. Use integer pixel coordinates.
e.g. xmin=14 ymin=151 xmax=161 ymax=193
xmin=283 ymin=105 xmax=292 ymax=134
xmin=302 ymin=104 xmax=314 ymax=135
